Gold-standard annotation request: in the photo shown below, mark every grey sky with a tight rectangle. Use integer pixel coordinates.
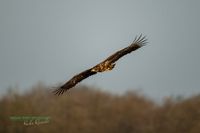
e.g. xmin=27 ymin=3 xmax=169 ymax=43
xmin=0 ymin=0 xmax=200 ymax=101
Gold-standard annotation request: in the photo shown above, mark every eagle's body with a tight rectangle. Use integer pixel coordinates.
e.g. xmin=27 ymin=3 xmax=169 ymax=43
xmin=91 ymin=61 xmax=116 ymax=72
xmin=54 ymin=35 xmax=147 ymax=95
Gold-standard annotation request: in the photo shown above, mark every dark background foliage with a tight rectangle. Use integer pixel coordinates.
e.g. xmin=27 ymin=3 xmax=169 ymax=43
xmin=0 ymin=84 xmax=200 ymax=133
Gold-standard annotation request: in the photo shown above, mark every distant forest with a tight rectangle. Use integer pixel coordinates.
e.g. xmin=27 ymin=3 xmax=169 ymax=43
xmin=0 ymin=83 xmax=200 ymax=133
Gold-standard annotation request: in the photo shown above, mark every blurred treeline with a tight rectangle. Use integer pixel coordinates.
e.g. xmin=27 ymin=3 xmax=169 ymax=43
xmin=0 ymin=83 xmax=200 ymax=133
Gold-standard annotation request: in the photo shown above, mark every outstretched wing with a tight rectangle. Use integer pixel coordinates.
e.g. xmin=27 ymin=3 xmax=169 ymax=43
xmin=104 ymin=34 xmax=147 ymax=64
xmin=54 ymin=34 xmax=147 ymax=95
xmin=54 ymin=68 xmax=97 ymax=95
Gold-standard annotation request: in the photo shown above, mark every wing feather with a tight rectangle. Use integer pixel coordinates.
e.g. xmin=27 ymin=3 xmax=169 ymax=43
xmin=53 ymin=68 xmax=97 ymax=95
xmin=104 ymin=34 xmax=147 ymax=63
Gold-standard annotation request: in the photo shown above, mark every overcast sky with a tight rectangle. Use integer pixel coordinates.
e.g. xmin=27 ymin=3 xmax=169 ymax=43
xmin=0 ymin=0 xmax=200 ymax=101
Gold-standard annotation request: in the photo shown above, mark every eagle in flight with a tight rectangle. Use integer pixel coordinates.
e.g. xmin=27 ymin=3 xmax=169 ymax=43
xmin=54 ymin=34 xmax=147 ymax=95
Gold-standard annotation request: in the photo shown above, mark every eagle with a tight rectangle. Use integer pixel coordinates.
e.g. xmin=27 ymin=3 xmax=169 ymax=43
xmin=54 ymin=34 xmax=147 ymax=95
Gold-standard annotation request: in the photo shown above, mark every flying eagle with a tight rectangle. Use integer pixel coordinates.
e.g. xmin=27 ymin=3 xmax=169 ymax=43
xmin=54 ymin=35 xmax=147 ymax=95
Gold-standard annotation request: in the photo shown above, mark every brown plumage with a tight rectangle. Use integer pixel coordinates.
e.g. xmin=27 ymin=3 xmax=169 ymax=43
xmin=54 ymin=34 xmax=147 ymax=95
